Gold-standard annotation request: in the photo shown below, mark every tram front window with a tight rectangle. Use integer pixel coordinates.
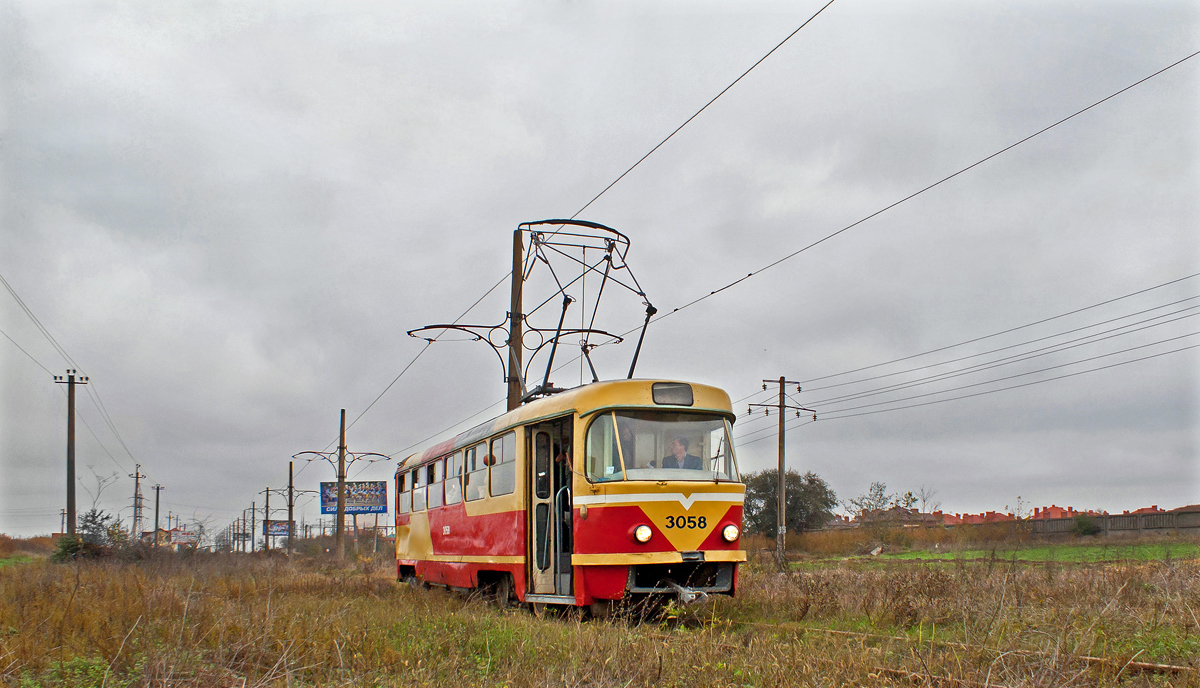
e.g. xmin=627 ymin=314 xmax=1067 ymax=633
xmin=586 ymin=411 xmax=739 ymax=482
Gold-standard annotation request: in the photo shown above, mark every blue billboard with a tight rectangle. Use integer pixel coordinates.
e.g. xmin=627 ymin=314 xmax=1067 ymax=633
xmin=320 ymin=481 xmax=387 ymax=514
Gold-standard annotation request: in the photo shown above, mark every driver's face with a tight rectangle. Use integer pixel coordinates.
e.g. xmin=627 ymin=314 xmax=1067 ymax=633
xmin=670 ymin=440 xmax=685 ymax=459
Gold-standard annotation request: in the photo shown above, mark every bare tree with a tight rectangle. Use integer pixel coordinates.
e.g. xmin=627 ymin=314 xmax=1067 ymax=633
xmin=80 ymin=466 xmax=120 ymax=511
xmin=918 ymin=485 xmax=941 ymax=513
xmin=1005 ymin=495 xmax=1032 ymax=519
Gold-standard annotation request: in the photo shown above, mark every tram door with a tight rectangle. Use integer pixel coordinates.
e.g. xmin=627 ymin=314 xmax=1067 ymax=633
xmin=528 ymin=419 xmax=573 ymax=596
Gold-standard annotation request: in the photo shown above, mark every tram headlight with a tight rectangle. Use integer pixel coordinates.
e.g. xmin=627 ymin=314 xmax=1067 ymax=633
xmin=721 ymin=524 xmax=740 ymax=542
xmin=634 ymin=524 xmax=653 ymax=543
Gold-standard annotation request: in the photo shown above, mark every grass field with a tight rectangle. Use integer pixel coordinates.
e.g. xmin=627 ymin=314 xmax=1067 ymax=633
xmin=0 ymin=554 xmax=35 ymax=568
xmin=1 ymin=548 xmax=1197 ymax=687
xmin=878 ymin=541 xmax=1200 ymax=563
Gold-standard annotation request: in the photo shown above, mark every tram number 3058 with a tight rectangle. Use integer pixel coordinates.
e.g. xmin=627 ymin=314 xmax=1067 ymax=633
xmin=664 ymin=515 xmax=707 ymax=529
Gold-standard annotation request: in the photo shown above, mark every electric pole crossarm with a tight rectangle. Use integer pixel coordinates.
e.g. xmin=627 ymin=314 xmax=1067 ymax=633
xmin=749 ymin=376 xmax=814 ymax=568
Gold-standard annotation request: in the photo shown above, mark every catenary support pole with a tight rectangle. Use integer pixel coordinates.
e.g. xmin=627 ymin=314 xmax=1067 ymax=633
xmin=288 ymin=461 xmax=295 ymax=555
xmin=507 ymin=229 xmax=524 ymax=411
xmin=337 ymin=409 xmax=347 ymax=561
xmin=264 ymin=487 xmax=270 ymax=552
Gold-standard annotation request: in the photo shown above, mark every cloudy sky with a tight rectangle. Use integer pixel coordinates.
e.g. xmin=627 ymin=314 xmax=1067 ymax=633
xmin=2 ymin=0 xmax=1197 ymax=538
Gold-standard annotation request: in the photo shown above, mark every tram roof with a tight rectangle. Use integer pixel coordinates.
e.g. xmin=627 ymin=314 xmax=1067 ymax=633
xmin=397 ymin=379 xmax=733 ymax=470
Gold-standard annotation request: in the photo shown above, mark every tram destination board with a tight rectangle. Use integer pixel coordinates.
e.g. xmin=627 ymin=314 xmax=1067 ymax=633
xmin=320 ymin=481 xmax=387 ymax=514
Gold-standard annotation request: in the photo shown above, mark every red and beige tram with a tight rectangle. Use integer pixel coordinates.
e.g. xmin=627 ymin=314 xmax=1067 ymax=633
xmin=394 ymin=379 xmax=745 ymax=611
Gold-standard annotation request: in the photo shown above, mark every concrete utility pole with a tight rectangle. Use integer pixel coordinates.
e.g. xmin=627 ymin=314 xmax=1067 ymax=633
xmin=507 ymin=229 xmax=524 ymax=411
xmin=152 ymin=485 xmax=164 ymax=547
xmin=54 ymin=370 xmax=88 ymax=536
xmin=776 ymin=378 xmax=785 ymax=564
xmin=250 ymin=501 xmax=256 ymax=553
xmin=750 ymin=377 xmax=815 ymax=567
xmin=129 ymin=464 xmax=146 ymax=540
xmin=337 ymin=409 xmax=347 ymax=561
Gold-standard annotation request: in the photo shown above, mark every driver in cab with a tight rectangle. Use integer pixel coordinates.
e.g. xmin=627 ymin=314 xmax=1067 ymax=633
xmin=658 ymin=436 xmax=701 ymax=470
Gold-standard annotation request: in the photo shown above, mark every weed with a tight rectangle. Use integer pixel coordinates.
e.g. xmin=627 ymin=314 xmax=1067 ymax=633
xmin=1 ymin=553 xmax=1198 ymax=686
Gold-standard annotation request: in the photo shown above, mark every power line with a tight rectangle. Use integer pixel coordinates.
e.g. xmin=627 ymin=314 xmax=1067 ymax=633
xmin=0 ymin=326 xmax=54 ymax=375
xmin=802 ymin=273 xmax=1200 ymax=387
xmin=737 ymin=340 xmax=1198 ymax=443
xmin=80 ymin=384 xmax=140 ymax=466
xmin=820 ymin=342 xmax=1199 ymax=421
xmin=729 ymin=284 xmax=1200 ymax=439
xmin=73 ymin=405 xmax=131 ymax=474
xmin=737 ymin=418 xmax=818 ymax=449
xmin=648 ymin=51 xmax=1200 ymax=329
xmin=389 ymin=397 xmax=507 ymax=459
xmin=0 ymin=271 xmax=79 ymax=369
xmin=0 ymin=269 xmax=148 ymax=481
xmin=807 ymin=305 xmax=1200 ymax=406
xmin=326 ymin=272 xmax=511 ymax=451
xmin=734 ymin=329 xmax=1200 ymax=445
xmin=818 ymin=331 xmax=1199 ymax=415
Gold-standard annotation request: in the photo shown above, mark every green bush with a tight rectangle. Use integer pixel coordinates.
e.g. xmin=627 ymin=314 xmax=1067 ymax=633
xmin=1072 ymin=515 xmax=1102 ymax=536
xmin=51 ymin=536 xmax=107 ymax=562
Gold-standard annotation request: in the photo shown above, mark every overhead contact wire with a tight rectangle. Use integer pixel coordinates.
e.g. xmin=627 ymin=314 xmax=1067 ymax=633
xmin=570 ymin=0 xmax=839 ymax=220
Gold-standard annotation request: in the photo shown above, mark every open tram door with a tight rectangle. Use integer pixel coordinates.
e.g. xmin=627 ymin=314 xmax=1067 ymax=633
xmin=526 ymin=417 xmax=574 ymax=602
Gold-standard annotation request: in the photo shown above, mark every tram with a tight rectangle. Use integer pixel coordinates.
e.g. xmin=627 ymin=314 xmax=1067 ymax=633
xmin=394 ymin=379 xmax=745 ymax=612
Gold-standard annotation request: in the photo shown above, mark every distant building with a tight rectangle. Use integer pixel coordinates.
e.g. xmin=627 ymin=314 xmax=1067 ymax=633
xmin=855 ymin=506 xmax=942 ymax=527
xmin=825 ymin=502 xmax=1186 ymax=531
xmin=1031 ymin=505 xmax=1106 ymax=520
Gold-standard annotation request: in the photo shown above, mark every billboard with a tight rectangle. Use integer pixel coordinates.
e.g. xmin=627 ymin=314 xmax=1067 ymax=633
xmin=321 ymin=481 xmax=387 ymax=515
xmin=263 ymin=520 xmax=293 ymax=536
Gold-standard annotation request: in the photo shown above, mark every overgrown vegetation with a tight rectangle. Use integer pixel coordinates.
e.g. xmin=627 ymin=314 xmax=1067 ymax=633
xmin=1 ymin=547 xmax=1197 ymax=687
xmin=741 ymin=469 xmax=837 ymax=537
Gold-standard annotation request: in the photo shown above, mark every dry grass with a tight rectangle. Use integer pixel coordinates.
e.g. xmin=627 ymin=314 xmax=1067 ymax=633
xmin=2 ymin=551 xmax=1198 ymax=687
xmin=0 ymin=535 xmax=54 ymax=559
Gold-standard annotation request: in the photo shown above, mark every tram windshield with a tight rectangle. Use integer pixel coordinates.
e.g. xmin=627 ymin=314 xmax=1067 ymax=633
xmin=586 ymin=410 xmax=739 ymax=482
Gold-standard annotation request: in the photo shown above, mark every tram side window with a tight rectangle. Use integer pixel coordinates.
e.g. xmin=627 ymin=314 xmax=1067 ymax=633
xmin=428 ymin=461 xmax=444 ymax=509
xmin=412 ymin=468 xmax=426 ymax=512
xmin=465 ymin=444 xmax=488 ymax=501
xmin=490 ymin=431 xmax=516 ymax=496
xmin=445 ymin=451 xmax=463 ymax=505
xmin=586 ymin=413 xmax=624 ymax=481
xmin=398 ymin=472 xmax=411 ymax=514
